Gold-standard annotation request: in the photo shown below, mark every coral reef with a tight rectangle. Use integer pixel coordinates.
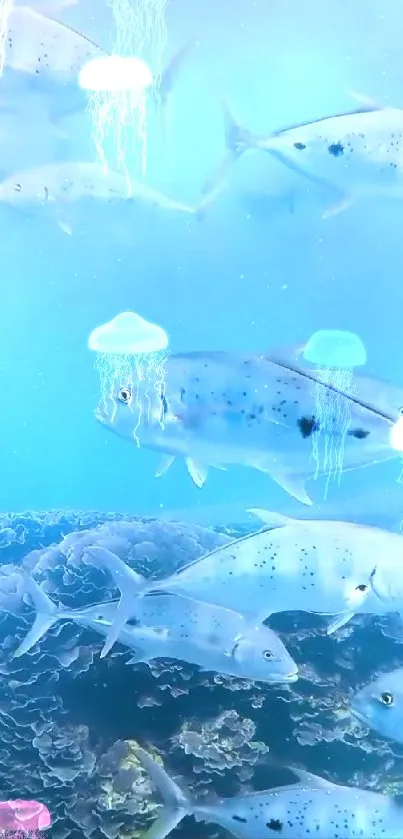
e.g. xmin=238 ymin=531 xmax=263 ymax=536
xmin=0 ymin=510 xmax=402 ymax=838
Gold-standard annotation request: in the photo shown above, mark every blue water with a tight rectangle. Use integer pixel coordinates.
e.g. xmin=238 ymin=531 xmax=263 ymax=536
xmin=1 ymin=0 xmax=402 ymax=521
xmin=2 ymin=3 xmax=403 ymax=837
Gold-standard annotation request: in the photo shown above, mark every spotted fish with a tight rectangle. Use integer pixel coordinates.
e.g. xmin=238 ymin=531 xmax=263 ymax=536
xmin=84 ymin=510 xmax=403 ymax=652
xmin=14 ymin=570 xmax=298 ymax=684
xmin=0 ymin=161 xmax=196 ymax=214
xmin=131 ymin=746 xmax=403 ymax=839
xmin=203 ymin=97 xmax=403 ymax=217
xmin=351 ymin=667 xmax=403 ymax=746
xmin=3 ymin=7 xmax=190 ymax=132
xmin=94 ymin=345 xmax=403 ymax=505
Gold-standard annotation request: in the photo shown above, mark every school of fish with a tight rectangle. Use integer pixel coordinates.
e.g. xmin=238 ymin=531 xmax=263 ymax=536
xmin=4 ymin=3 xmax=403 ymax=837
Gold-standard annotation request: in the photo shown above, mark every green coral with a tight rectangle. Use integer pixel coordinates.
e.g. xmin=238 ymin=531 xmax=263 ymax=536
xmin=98 ymin=739 xmax=164 ymax=829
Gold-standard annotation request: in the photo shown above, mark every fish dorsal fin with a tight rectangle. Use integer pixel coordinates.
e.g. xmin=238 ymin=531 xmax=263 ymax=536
xmin=264 ymin=343 xmax=306 ymax=365
xmin=243 ymin=771 xmax=335 ymax=800
xmin=288 ymin=768 xmax=336 ymax=790
xmin=263 ymin=351 xmax=395 ymax=423
xmin=247 ymin=508 xmax=295 ymax=528
xmin=347 ymin=90 xmax=384 ymax=111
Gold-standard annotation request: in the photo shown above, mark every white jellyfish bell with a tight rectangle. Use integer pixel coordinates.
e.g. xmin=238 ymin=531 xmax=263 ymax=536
xmin=89 ymin=311 xmax=169 ymax=444
xmin=391 ymin=414 xmax=403 ymax=453
xmin=79 ymin=52 xmax=154 ymax=185
xmin=79 ymin=0 xmax=168 ymax=182
xmin=79 ymin=55 xmax=153 ymax=94
xmin=302 ymin=329 xmax=367 ymax=497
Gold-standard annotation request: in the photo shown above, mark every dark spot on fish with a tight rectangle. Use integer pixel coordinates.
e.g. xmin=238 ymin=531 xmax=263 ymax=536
xmin=297 ymin=415 xmax=319 ymax=438
xmin=14 ymin=184 xmax=22 ymax=192
xmin=266 ymin=819 xmax=283 ymax=832
xmin=294 ymin=142 xmax=306 ymax=150
xmin=328 ymin=142 xmax=344 ymax=156
xmin=232 ymin=815 xmax=247 ymax=824
xmin=347 ymin=427 xmax=369 ymax=439
xmin=179 ymin=387 xmax=186 ymax=402
xmin=160 ymin=392 xmax=169 ymax=416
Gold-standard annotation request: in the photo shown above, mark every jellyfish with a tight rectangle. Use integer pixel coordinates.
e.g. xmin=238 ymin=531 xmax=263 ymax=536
xmin=0 ymin=0 xmax=13 ymax=76
xmin=302 ymin=329 xmax=367 ymax=496
xmin=79 ymin=0 xmax=168 ymax=182
xmin=388 ymin=409 xmax=403 ymax=487
xmin=88 ymin=311 xmax=169 ymax=444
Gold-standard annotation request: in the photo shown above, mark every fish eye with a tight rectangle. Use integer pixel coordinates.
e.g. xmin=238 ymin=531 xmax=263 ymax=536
xmin=118 ymin=386 xmax=132 ymax=404
xmin=399 ymin=407 xmax=403 ymax=416
xmin=380 ymin=691 xmax=394 ymax=707
xmin=262 ymin=649 xmax=274 ymax=661
xmin=355 ymin=584 xmax=369 ymax=592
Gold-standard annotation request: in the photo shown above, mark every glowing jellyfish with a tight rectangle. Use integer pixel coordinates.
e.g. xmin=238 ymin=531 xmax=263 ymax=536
xmin=0 ymin=0 xmax=13 ymax=76
xmin=89 ymin=311 xmax=169 ymax=444
xmin=80 ymin=0 xmax=168 ymax=182
xmin=389 ymin=410 xmax=403 ymax=487
xmin=303 ymin=329 xmax=367 ymax=496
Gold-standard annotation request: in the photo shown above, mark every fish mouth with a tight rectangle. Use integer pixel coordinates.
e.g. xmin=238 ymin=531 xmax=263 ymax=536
xmin=349 ymin=705 xmax=367 ymax=725
xmin=269 ymin=670 xmax=299 ymax=684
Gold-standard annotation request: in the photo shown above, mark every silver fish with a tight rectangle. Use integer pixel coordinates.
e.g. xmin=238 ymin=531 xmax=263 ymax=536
xmin=84 ymin=509 xmax=403 ymax=652
xmin=94 ymin=346 xmax=403 ymax=505
xmin=131 ymin=746 xmax=403 ymax=839
xmin=351 ymin=668 xmax=403 ymax=745
xmin=14 ymin=572 xmax=298 ymax=684
xmin=2 ymin=7 xmax=190 ymax=133
xmin=0 ymin=161 xmax=196 ymax=214
xmin=203 ymin=97 xmax=403 ymax=217
xmin=4 ymin=5 xmax=104 ymax=80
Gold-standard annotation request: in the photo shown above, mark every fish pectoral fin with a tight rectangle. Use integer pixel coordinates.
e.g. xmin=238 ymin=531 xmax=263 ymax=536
xmin=322 ymin=195 xmax=354 ymax=219
xmin=185 ymin=458 xmax=208 ymax=488
xmin=126 ymin=648 xmax=152 ymax=665
xmin=126 ymin=649 xmax=151 ymax=664
xmin=125 ymin=627 xmax=169 ymax=664
xmin=265 ymin=464 xmax=313 ymax=506
xmin=326 ymin=611 xmax=355 ymax=635
xmin=155 ymin=455 xmax=176 ymax=478
xmin=157 ymin=42 xmax=193 ymax=148
xmin=57 ymin=220 xmax=73 ymax=236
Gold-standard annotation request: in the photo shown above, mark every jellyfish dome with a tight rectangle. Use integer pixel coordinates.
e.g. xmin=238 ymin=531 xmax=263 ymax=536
xmin=88 ymin=312 xmax=168 ymax=355
xmin=303 ymin=329 xmax=367 ymax=370
xmin=79 ymin=55 xmax=153 ymax=93
xmin=390 ymin=416 xmax=403 ymax=452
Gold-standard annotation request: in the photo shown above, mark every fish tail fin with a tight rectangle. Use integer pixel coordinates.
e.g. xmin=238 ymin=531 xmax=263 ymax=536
xmin=134 ymin=746 xmax=193 ymax=839
xmin=195 ymin=181 xmax=226 ymax=219
xmin=201 ymin=98 xmax=256 ymax=200
xmin=13 ymin=572 xmax=59 ymax=658
xmin=157 ymin=42 xmax=194 ymax=147
xmin=83 ymin=546 xmax=148 ymax=658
